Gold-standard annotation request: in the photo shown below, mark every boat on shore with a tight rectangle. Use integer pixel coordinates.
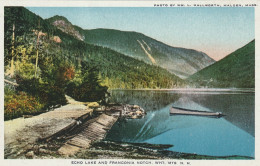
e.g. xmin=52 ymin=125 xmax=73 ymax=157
xmin=170 ymin=106 xmax=224 ymax=117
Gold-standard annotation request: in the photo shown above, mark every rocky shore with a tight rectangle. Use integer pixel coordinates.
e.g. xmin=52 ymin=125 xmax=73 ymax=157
xmin=95 ymin=103 xmax=146 ymax=119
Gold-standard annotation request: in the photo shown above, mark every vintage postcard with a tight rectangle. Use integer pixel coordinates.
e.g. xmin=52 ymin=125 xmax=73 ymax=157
xmin=0 ymin=0 xmax=259 ymax=166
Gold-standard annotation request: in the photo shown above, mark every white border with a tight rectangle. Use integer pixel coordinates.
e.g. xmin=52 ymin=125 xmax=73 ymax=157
xmin=0 ymin=1 xmax=259 ymax=166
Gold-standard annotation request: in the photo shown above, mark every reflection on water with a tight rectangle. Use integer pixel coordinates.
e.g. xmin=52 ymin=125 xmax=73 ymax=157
xmin=106 ymin=90 xmax=255 ymax=157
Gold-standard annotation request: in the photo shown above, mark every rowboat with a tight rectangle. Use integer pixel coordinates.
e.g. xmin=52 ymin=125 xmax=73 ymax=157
xmin=170 ymin=106 xmax=223 ymax=117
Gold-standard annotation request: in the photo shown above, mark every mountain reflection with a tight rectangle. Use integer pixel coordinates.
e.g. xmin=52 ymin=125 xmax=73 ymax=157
xmin=106 ymin=90 xmax=255 ymax=142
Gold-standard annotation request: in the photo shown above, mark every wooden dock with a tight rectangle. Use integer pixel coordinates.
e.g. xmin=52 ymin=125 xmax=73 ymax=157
xmin=56 ymin=103 xmax=146 ymax=156
xmin=58 ymin=113 xmax=118 ymax=156
xmin=170 ymin=106 xmax=223 ymax=117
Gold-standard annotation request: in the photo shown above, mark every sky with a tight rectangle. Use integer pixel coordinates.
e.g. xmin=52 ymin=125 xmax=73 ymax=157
xmin=27 ymin=7 xmax=255 ymax=61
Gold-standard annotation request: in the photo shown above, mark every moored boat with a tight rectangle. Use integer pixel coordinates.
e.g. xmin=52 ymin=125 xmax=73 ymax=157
xmin=170 ymin=106 xmax=223 ymax=117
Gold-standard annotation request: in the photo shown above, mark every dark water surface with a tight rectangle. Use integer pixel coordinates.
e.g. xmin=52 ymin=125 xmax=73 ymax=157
xmin=105 ymin=90 xmax=255 ymax=157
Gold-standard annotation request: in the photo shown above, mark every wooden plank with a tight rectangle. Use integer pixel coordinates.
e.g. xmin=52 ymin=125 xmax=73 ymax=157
xmin=82 ymin=129 xmax=106 ymax=137
xmin=87 ymin=122 xmax=107 ymax=132
xmin=58 ymin=113 xmax=119 ymax=156
xmin=41 ymin=120 xmax=77 ymax=142
xmin=83 ymin=129 xmax=106 ymax=138
xmin=67 ymin=137 xmax=91 ymax=148
xmin=4 ymin=79 xmax=19 ymax=86
xmin=96 ymin=115 xmax=118 ymax=128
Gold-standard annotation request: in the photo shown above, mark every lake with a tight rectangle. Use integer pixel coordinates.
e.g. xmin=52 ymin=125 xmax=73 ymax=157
xmin=105 ymin=90 xmax=255 ymax=158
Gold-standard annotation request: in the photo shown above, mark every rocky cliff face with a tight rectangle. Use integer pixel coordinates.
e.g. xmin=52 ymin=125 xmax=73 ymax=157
xmin=49 ymin=16 xmax=85 ymax=41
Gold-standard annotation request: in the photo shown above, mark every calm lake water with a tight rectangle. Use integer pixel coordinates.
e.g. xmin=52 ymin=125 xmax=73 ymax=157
xmin=105 ymin=90 xmax=255 ymax=158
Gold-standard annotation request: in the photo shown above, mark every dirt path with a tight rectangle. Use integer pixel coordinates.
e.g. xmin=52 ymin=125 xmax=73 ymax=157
xmin=4 ymin=95 xmax=92 ymax=158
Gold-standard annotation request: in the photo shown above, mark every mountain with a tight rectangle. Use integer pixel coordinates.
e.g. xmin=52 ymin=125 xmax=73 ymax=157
xmin=188 ymin=40 xmax=255 ymax=88
xmin=4 ymin=7 xmax=185 ymax=89
xmin=47 ymin=15 xmax=85 ymax=41
xmin=47 ymin=16 xmax=215 ymax=79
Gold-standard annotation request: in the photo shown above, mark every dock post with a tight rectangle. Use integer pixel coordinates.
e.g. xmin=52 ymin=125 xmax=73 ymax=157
xmin=120 ymin=110 xmax=122 ymax=117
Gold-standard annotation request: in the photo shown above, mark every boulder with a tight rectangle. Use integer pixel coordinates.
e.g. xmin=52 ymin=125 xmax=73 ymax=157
xmin=136 ymin=110 xmax=142 ymax=115
xmin=25 ymin=151 xmax=34 ymax=158
xmin=87 ymin=102 xmax=99 ymax=108
xmin=133 ymin=105 xmax=139 ymax=109
xmin=39 ymin=148 xmax=51 ymax=154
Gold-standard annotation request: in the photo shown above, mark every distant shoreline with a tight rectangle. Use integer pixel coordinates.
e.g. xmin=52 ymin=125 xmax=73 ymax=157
xmin=111 ymin=88 xmax=255 ymax=93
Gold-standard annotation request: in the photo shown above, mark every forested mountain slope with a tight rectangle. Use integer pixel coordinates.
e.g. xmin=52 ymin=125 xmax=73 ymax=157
xmin=4 ymin=7 xmax=185 ymax=89
xmin=188 ymin=40 xmax=255 ymax=88
xmin=48 ymin=16 xmax=215 ymax=78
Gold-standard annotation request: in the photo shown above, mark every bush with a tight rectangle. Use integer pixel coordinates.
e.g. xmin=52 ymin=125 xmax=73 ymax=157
xmin=66 ymin=65 xmax=109 ymax=103
xmin=67 ymin=81 xmax=109 ymax=103
xmin=4 ymin=89 xmax=44 ymax=120
xmin=16 ymin=76 xmax=67 ymax=108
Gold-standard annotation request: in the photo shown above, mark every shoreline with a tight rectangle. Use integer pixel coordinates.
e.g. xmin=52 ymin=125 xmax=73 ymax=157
xmin=4 ymin=98 xmax=147 ymax=159
xmin=4 ymin=93 xmax=254 ymax=159
xmin=110 ymin=88 xmax=255 ymax=93
xmin=75 ymin=140 xmax=254 ymax=160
